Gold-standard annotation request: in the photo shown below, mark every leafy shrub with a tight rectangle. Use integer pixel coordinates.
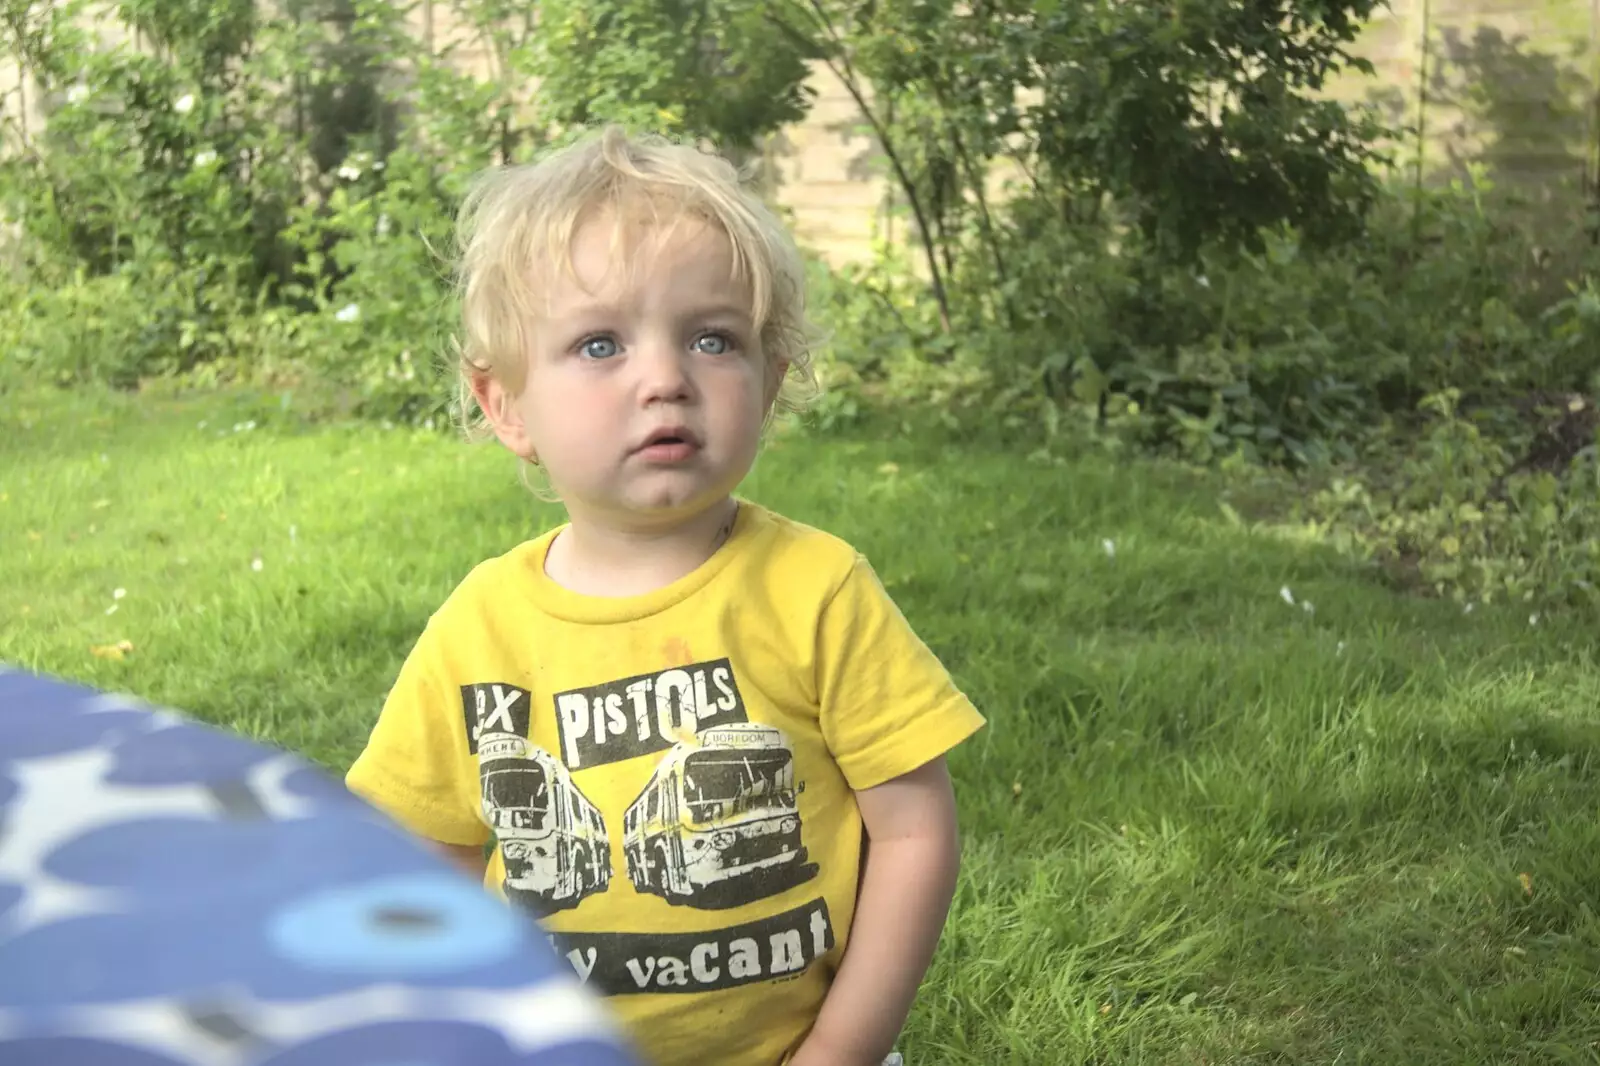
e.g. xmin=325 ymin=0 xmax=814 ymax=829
xmin=1303 ymin=387 xmax=1600 ymax=609
xmin=811 ymin=165 xmax=1595 ymax=469
xmin=1 ymin=259 xmax=262 ymax=389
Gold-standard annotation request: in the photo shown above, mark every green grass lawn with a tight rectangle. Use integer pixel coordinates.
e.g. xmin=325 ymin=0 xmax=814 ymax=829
xmin=6 ymin=382 xmax=1600 ymax=1064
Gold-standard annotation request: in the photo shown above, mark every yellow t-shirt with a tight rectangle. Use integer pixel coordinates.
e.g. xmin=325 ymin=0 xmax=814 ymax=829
xmin=345 ymin=499 xmax=986 ymax=1066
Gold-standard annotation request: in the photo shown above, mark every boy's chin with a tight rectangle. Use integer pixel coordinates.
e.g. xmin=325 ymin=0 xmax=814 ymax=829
xmin=576 ymin=484 xmax=738 ymax=524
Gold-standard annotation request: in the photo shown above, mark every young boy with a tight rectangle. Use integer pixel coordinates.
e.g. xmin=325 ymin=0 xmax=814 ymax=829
xmin=345 ymin=125 xmax=985 ymax=1066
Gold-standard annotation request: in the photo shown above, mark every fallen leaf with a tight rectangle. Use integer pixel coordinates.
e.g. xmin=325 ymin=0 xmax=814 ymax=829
xmin=1519 ymin=872 xmax=1533 ymax=897
xmin=90 ymin=640 xmax=134 ymax=661
xmin=1099 ymin=1003 xmax=1112 ymax=1016
xmin=1011 ymin=781 xmax=1022 ymax=798
xmin=877 ymin=462 xmax=900 ymax=475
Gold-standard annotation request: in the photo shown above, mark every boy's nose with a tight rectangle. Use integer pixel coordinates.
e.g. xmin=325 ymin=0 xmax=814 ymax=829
xmin=636 ymin=338 xmax=694 ymax=403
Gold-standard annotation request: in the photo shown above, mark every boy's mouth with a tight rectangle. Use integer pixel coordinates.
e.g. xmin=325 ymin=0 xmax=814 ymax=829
xmin=633 ymin=426 xmax=701 ymax=461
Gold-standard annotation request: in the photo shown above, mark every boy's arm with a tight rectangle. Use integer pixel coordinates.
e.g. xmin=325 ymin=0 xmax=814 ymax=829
xmin=790 ymin=757 xmax=961 ymax=1066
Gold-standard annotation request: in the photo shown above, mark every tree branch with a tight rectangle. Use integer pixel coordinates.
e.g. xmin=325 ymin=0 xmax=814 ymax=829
xmin=766 ymin=0 xmax=953 ymax=333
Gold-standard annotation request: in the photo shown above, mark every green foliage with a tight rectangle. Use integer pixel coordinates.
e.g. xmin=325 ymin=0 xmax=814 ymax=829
xmin=1304 ymin=387 xmax=1600 ymax=610
xmin=279 ymin=144 xmax=458 ymax=426
xmin=769 ymin=0 xmax=1389 ymax=339
xmin=4 ymin=0 xmax=1599 ymax=616
xmin=815 ymin=170 xmax=1596 ymax=466
xmin=0 ymin=0 xmax=823 ymax=414
xmin=532 ymin=0 xmax=818 ymax=154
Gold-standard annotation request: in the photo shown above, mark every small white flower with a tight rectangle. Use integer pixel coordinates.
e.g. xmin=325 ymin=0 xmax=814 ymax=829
xmin=423 ymin=417 xmax=435 ymax=432
xmin=1279 ymin=585 xmax=1295 ymax=607
xmin=1301 ymin=600 xmax=1314 ymax=615
xmin=1529 ymin=612 xmax=1539 ymax=626
xmin=233 ymin=422 xmax=246 ymax=433
xmin=66 ymin=84 xmax=89 ymax=105
xmin=376 ymin=213 xmax=391 ymax=237
xmin=1197 ymin=275 xmax=1210 ymax=288
xmin=334 ymin=303 xmax=361 ymax=323
xmin=289 ymin=524 xmax=297 ymax=545
xmin=174 ymin=93 xmax=195 ymax=115
xmin=193 ymin=149 xmax=217 ymax=167
xmin=372 ymin=160 xmax=385 ymax=171
xmin=197 ymin=420 xmax=208 ymax=430
xmin=251 ymin=556 xmax=264 ymax=572
xmin=105 ymin=604 xmax=118 ymax=616
xmin=1102 ymin=538 xmax=1116 ymax=559
xmin=1336 ymin=641 xmax=1346 ymax=655
xmin=1463 ymin=602 xmax=1475 ymax=614
xmin=337 ymin=163 xmax=362 ymax=181
xmin=112 ymin=588 xmax=126 ymax=600
xmin=244 ymin=420 xmax=256 ymax=431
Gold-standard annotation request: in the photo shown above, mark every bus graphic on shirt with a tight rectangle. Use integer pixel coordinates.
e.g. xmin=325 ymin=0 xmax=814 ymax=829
xmin=622 ymin=723 xmax=817 ymax=909
xmin=480 ymin=744 xmax=612 ymax=916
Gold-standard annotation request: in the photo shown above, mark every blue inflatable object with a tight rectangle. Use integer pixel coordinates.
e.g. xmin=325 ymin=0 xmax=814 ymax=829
xmin=0 ymin=667 xmax=640 ymax=1066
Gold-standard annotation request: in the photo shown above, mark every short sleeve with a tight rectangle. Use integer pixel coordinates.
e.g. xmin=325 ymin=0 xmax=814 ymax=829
xmin=815 ymin=555 xmax=986 ymax=791
xmin=345 ymin=622 xmax=489 ymax=847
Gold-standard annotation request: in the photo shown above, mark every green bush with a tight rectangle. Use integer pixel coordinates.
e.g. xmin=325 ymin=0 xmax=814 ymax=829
xmin=809 ymin=167 xmax=1595 ymax=466
xmin=1302 ymin=385 xmax=1600 ymax=610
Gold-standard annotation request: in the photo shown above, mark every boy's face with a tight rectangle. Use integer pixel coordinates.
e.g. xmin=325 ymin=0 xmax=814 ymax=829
xmin=474 ymin=210 xmax=785 ymax=530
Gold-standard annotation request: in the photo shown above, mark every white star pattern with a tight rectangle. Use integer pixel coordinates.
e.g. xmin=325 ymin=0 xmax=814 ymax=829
xmin=0 ymin=673 xmax=638 ymax=1065
xmin=0 ymin=983 xmax=618 ymax=1065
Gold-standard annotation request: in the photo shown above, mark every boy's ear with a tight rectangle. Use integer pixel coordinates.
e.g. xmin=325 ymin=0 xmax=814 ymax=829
xmin=469 ymin=371 xmax=538 ymax=463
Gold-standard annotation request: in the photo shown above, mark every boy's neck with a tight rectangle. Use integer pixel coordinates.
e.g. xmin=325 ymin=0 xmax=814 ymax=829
xmin=544 ymin=496 xmax=740 ymax=598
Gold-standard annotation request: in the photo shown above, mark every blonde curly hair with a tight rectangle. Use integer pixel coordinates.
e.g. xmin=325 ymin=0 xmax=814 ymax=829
xmin=449 ymin=125 xmax=822 ymax=458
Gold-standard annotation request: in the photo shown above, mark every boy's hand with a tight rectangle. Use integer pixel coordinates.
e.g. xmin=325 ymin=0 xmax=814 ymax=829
xmin=787 ymin=1032 xmax=883 ymax=1066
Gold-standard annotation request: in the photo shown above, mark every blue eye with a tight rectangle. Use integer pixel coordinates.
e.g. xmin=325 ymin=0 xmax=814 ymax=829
xmin=693 ymin=333 xmax=731 ymax=355
xmin=580 ymin=336 xmax=618 ymax=360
